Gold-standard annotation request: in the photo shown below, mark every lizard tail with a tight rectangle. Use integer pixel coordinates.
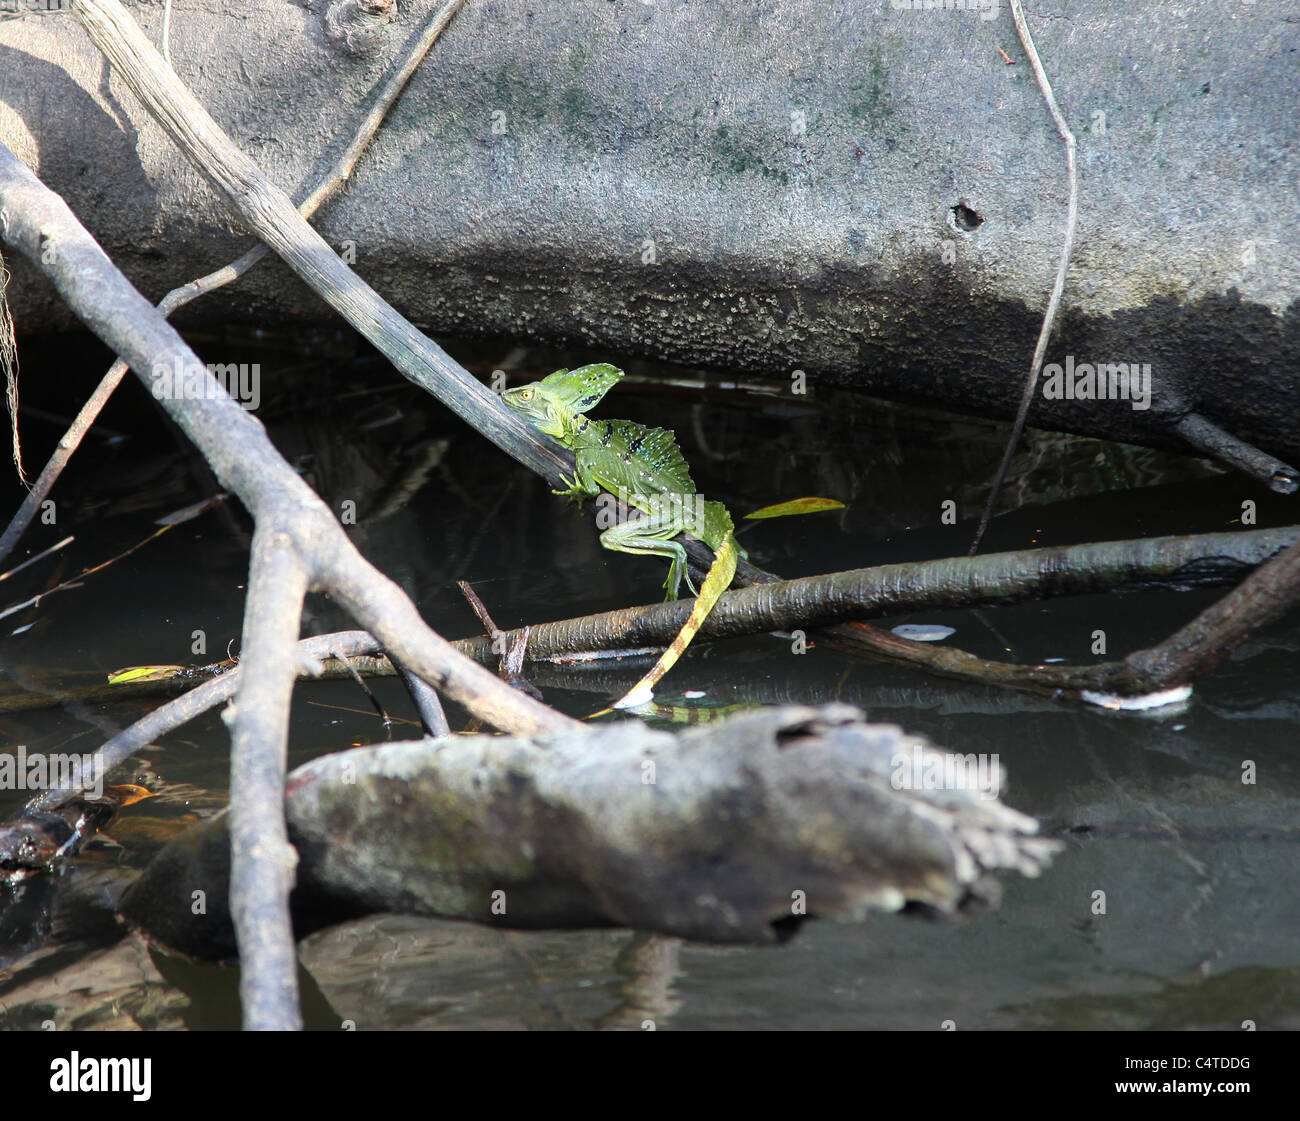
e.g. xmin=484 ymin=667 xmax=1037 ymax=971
xmin=610 ymin=533 xmax=738 ymax=711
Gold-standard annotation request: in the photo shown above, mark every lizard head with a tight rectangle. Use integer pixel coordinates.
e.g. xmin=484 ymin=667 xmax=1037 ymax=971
xmin=501 ymin=380 xmax=567 ymax=438
xmin=501 ymin=363 xmax=624 ymax=439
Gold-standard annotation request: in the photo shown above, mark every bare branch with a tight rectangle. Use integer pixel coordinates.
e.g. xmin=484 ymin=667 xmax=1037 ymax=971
xmin=227 ymin=525 xmax=310 ymax=1031
xmin=70 ymin=0 xmax=569 ymax=487
xmin=0 ymin=139 xmax=578 ymax=1032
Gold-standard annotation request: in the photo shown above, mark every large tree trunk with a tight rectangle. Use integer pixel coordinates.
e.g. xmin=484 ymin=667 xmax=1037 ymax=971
xmin=2 ymin=1 xmax=1296 ymax=458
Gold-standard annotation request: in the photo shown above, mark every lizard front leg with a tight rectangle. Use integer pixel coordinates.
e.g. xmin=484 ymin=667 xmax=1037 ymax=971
xmin=552 ymin=453 xmax=602 ymax=507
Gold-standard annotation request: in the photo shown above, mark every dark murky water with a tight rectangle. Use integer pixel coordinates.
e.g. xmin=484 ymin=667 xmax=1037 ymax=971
xmin=1 ymin=329 xmax=1296 ymax=1030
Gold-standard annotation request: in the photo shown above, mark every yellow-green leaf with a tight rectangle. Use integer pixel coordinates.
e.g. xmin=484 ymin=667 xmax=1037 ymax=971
xmin=744 ymin=497 xmax=845 ymax=520
xmin=107 ymin=665 xmax=184 ymax=685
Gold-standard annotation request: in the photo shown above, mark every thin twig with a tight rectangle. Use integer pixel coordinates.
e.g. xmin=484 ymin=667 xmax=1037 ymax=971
xmin=398 ymin=666 xmax=451 ymax=737
xmin=160 ymin=0 xmax=172 ymax=67
xmin=0 ymin=525 xmax=171 ymax=622
xmin=969 ymin=0 xmax=1078 ymax=555
xmin=0 ymin=362 xmax=130 ymax=564
xmin=457 ymin=579 xmax=543 ymax=699
xmin=26 ymin=631 xmax=388 ymax=811
xmin=330 ymin=643 xmax=392 ymax=728
xmin=0 ymin=248 xmax=23 ymax=486
xmin=457 ymin=579 xmax=505 ymax=646
xmin=0 ymin=533 xmax=72 ymax=583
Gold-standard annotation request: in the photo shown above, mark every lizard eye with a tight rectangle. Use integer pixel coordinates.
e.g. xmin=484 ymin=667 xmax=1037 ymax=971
xmin=518 ymin=388 xmax=534 ymax=401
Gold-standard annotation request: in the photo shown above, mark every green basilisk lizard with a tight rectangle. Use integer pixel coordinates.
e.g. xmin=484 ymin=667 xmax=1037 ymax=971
xmin=502 ymin=363 xmax=741 ymax=710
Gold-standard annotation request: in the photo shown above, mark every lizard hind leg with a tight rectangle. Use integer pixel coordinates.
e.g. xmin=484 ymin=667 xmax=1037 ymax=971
xmin=597 ymin=510 xmax=691 ymax=600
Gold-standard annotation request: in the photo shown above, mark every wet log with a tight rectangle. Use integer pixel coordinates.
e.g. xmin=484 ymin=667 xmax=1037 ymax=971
xmin=119 ymin=705 xmax=1060 ymax=959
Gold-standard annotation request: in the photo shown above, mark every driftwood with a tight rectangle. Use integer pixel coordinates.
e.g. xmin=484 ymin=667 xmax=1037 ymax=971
xmin=117 ymin=706 xmax=1061 ymax=959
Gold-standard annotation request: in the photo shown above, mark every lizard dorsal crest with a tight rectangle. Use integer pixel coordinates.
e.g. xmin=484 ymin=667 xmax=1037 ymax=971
xmin=625 ymin=423 xmax=695 ymax=494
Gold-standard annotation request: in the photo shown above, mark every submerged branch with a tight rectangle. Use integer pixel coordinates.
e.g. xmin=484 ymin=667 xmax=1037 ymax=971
xmin=5 ymin=527 xmax=1295 ymax=728
xmin=1118 ymin=540 xmax=1300 ymax=690
xmin=467 ymin=527 xmax=1300 ymax=690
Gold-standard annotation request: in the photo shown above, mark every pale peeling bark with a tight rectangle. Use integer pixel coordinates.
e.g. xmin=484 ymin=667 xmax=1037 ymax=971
xmin=119 ymin=705 xmax=1061 ymax=958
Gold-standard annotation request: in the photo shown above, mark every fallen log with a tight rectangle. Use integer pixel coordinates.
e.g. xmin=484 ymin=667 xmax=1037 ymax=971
xmin=118 ymin=705 xmax=1061 ymax=959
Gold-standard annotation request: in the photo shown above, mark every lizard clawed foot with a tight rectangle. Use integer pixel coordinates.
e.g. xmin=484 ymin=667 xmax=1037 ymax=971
xmin=661 ymin=560 xmax=699 ymax=601
xmin=670 ymin=567 xmax=702 ymax=600
xmin=550 ymin=474 xmax=588 ymax=507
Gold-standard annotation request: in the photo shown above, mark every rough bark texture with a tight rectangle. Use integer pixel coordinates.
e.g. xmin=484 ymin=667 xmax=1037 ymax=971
xmin=2 ymin=1 xmax=1296 ymax=458
xmin=118 ymin=705 xmax=1060 ymax=959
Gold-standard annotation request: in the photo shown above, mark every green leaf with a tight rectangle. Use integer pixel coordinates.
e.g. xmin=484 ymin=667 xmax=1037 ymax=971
xmin=107 ymin=665 xmax=184 ymax=685
xmin=744 ymin=497 xmax=845 ymax=520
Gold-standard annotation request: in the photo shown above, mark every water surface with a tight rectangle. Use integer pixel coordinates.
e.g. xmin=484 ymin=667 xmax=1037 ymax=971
xmin=1 ymin=329 xmax=1295 ymax=1030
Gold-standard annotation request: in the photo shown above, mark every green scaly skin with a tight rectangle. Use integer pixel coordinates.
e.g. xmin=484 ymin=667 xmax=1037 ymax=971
xmin=502 ymin=364 xmax=741 ymax=710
